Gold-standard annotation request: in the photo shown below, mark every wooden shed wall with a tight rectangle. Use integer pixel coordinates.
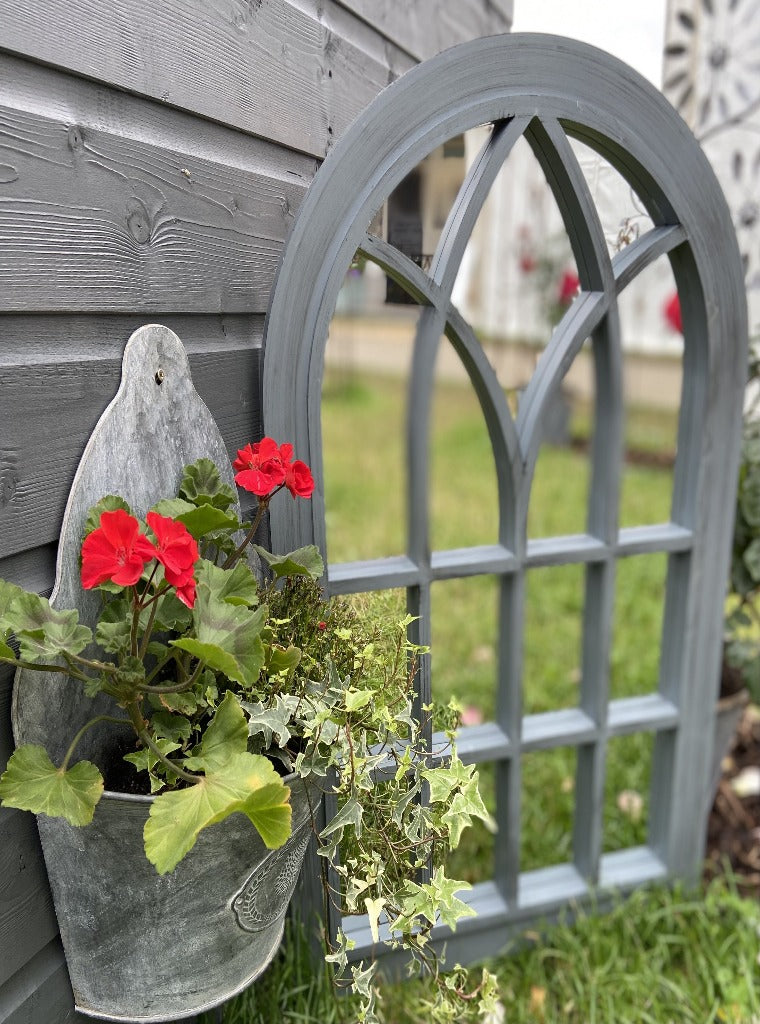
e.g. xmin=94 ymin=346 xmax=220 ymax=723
xmin=0 ymin=1 xmax=511 ymax=1020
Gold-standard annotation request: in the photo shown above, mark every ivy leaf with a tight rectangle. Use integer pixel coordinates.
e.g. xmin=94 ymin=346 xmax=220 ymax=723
xmin=267 ymin=645 xmax=301 ymax=676
xmin=143 ymin=695 xmax=291 ymax=873
xmin=84 ymin=495 xmax=131 ymax=537
xmin=242 ymin=695 xmax=299 ymax=748
xmin=11 ymin=592 xmax=92 ymax=661
xmin=0 ymin=745 xmax=103 ymax=825
xmin=364 ymin=897 xmax=386 ymax=945
xmin=344 ymin=688 xmax=373 ymax=712
xmin=321 ymin=794 xmax=363 ymax=841
xmin=252 ymin=544 xmax=324 ymax=580
xmin=171 ymin=585 xmax=266 ymax=686
xmin=195 ymin=559 xmax=258 ymax=607
xmin=744 ymin=537 xmax=760 ymax=582
xmin=179 ymin=458 xmax=237 ymax=511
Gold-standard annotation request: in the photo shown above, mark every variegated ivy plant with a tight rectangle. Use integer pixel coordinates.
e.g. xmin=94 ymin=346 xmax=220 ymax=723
xmin=0 ymin=438 xmax=498 ymax=1023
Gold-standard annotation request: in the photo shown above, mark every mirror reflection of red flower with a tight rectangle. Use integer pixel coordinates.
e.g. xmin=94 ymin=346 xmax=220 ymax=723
xmin=81 ymin=509 xmax=157 ymax=589
xmin=232 ymin=438 xmax=287 ymax=496
xmin=146 ymin=512 xmax=199 ymax=607
xmin=664 ymin=292 xmax=682 ymax=334
xmin=558 ymin=270 xmax=580 ymax=305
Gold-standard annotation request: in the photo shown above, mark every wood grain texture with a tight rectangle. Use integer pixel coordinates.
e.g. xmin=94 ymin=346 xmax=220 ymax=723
xmin=0 ymin=55 xmax=316 ymax=313
xmin=0 ymin=315 xmax=264 ymax=564
xmin=0 ymin=810 xmax=59 ymax=989
xmin=338 ymin=0 xmax=512 ymax=60
xmin=0 ymin=940 xmax=87 ymax=1024
xmin=0 ymin=0 xmax=415 ymax=158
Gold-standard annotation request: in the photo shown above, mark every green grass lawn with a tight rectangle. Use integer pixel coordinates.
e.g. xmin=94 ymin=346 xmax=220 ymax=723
xmin=207 ymin=370 xmax=759 ymax=1023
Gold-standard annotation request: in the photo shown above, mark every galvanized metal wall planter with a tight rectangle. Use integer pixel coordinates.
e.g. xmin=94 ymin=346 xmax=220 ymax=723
xmin=12 ymin=325 xmax=311 ymax=1022
xmin=264 ymin=34 xmax=748 ymax=965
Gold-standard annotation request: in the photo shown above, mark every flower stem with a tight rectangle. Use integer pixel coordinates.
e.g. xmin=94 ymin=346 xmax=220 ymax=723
xmin=221 ymin=487 xmax=283 ymax=569
xmin=60 ymin=714 xmax=132 ymax=771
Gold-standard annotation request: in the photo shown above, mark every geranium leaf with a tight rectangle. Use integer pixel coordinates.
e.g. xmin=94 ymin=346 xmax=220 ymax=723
xmin=0 ymin=745 xmax=103 ymax=825
xmin=252 ymin=544 xmax=324 ymax=580
xmin=150 ymin=711 xmax=192 ymax=743
xmin=179 ymin=458 xmax=237 ymax=511
xmin=150 ymin=497 xmax=196 ymax=521
xmin=0 ymin=640 xmax=17 ymax=662
xmin=171 ymin=585 xmax=265 ymax=686
xmin=174 ymin=504 xmax=240 ymax=541
xmin=11 ymin=591 xmax=92 ymax=661
xmin=84 ymin=495 xmax=131 ymax=537
xmin=95 ymin=599 xmax=131 ymax=655
xmin=143 ymin=750 xmax=291 ymax=873
xmin=195 ymin=559 xmax=258 ymax=607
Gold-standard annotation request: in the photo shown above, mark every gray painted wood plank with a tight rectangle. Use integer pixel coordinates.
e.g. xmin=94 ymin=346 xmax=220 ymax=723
xmin=0 ymin=316 xmax=263 ymax=563
xmin=0 ymin=809 xmax=59 ymax=989
xmin=0 ymin=55 xmax=315 ymax=313
xmin=0 ymin=0 xmax=414 ymax=159
xmin=334 ymin=0 xmax=512 ymax=61
xmin=0 ymin=941 xmax=80 ymax=1024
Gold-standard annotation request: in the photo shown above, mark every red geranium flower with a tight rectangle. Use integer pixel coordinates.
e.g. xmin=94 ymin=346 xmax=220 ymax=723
xmin=664 ymin=292 xmax=682 ymax=334
xmin=233 ymin=438 xmax=287 ymax=497
xmin=81 ymin=509 xmax=157 ymax=589
xmin=146 ymin=512 xmax=199 ymax=607
xmin=284 ymin=459 xmax=315 ymax=499
xmin=558 ymin=270 xmax=580 ymax=306
xmin=173 ymin=576 xmax=197 ymax=610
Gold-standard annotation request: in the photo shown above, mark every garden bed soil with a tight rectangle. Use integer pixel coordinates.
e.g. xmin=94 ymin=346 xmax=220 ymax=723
xmin=705 ymin=698 xmax=760 ymax=898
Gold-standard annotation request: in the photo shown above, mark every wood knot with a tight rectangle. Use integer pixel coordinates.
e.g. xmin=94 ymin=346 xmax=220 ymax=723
xmin=67 ymin=125 xmax=85 ymax=152
xmin=126 ymin=199 xmax=152 ymax=245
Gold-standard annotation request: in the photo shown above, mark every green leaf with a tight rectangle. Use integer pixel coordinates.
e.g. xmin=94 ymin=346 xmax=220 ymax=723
xmin=84 ymin=495 xmax=131 ymax=537
xmin=0 ymin=745 xmax=103 ymax=825
xmin=321 ymin=794 xmax=363 ymax=841
xmin=175 ymin=504 xmax=240 ymax=541
xmin=242 ymin=695 xmax=299 ymax=748
xmin=195 ymin=559 xmax=258 ymax=607
xmin=364 ymin=897 xmax=386 ymax=945
xmin=95 ymin=599 xmax=131 ymax=656
xmin=179 ymin=458 xmax=237 ymax=511
xmin=171 ymin=585 xmax=266 ymax=686
xmin=0 ymin=579 xmax=23 ymax=624
xmin=267 ymin=644 xmax=301 ymax=676
xmin=150 ymin=497 xmax=196 ymax=521
xmin=744 ymin=538 xmax=760 ymax=582
xmin=344 ymin=688 xmax=373 ymax=712
xmin=196 ymin=691 xmax=248 ymax=769
xmin=124 ymin=738 xmax=181 ymax=775
xmin=151 ymin=711 xmax=193 ymax=743
xmin=0 ymin=640 xmax=17 ymax=662
xmin=143 ymin=702 xmax=291 ymax=875
xmin=252 ymin=544 xmax=324 ymax=580
xmin=11 ymin=591 xmax=92 ymax=661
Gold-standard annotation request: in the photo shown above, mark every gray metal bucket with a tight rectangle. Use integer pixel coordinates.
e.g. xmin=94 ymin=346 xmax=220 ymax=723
xmin=36 ymin=774 xmax=313 ymax=1022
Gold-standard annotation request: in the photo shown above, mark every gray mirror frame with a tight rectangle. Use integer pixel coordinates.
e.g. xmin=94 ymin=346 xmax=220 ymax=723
xmin=262 ymin=33 xmax=747 ymax=963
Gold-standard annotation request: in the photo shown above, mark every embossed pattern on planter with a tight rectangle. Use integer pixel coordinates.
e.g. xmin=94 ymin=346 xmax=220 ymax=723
xmin=233 ymin=817 xmax=312 ymax=932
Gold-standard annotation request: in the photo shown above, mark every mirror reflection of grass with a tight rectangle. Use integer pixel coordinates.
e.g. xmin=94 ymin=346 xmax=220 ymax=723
xmin=322 ymin=370 xmax=674 ymax=882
